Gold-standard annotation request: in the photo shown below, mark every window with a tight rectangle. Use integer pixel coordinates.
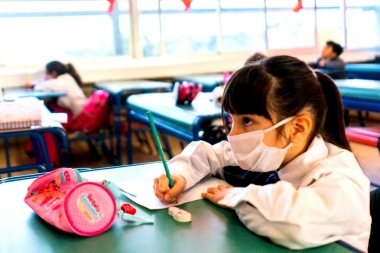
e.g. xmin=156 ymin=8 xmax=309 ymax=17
xmin=316 ymin=0 xmax=344 ymax=48
xmin=138 ymin=0 xmax=380 ymax=57
xmin=345 ymin=0 xmax=380 ymax=49
xmin=220 ymin=12 xmax=266 ymax=51
xmin=0 ymin=0 xmax=130 ymax=65
xmin=0 ymin=0 xmax=379 ymax=65
xmin=139 ymin=0 xmax=219 ymax=56
xmin=220 ymin=0 xmax=266 ymax=52
xmin=266 ymin=10 xmax=315 ymax=49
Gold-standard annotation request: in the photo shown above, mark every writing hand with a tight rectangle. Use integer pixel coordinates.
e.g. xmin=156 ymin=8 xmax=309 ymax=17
xmin=25 ymin=82 xmax=33 ymax=89
xmin=201 ymin=184 xmax=233 ymax=208
xmin=154 ymin=174 xmax=186 ymax=203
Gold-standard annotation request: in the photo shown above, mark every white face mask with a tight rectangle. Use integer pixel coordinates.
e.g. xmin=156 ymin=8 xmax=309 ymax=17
xmin=227 ymin=116 xmax=295 ymax=172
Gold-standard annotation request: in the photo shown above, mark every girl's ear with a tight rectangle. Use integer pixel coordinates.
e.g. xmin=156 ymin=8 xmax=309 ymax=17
xmin=289 ymin=113 xmax=313 ymax=144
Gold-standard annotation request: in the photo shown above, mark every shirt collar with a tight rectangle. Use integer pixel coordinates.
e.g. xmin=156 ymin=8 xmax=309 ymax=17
xmin=278 ymin=135 xmax=328 ymax=188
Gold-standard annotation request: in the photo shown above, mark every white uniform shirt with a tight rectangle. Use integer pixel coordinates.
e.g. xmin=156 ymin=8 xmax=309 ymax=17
xmin=34 ymin=73 xmax=87 ymax=117
xmin=168 ymin=136 xmax=371 ymax=252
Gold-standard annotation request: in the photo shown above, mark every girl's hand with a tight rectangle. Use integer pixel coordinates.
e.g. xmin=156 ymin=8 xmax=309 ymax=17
xmin=25 ymin=82 xmax=33 ymax=89
xmin=201 ymin=185 xmax=233 ymax=208
xmin=154 ymin=174 xmax=186 ymax=203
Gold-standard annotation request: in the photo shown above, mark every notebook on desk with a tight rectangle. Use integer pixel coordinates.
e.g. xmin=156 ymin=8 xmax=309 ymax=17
xmin=0 ymin=98 xmax=42 ymax=130
xmin=117 ymin=176 xmax=230 ymax=210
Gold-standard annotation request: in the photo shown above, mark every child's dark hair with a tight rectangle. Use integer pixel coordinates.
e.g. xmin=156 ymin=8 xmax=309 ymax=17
xmin=326 ymin=40 xmax=343 ymax=56
xmin=244 ymin=52 xmax=267 ymax=66
xmin=222 ymin=55 xmax=350 ymax=151
xmin=46 ymin=61 xmax=83 ymax=87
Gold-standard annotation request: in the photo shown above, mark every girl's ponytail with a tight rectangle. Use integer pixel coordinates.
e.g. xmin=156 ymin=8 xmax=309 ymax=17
xmin=315 ymin=71 xmax=350 ymax=151
xmin=66 ymin=63 xmax=83 ymax=87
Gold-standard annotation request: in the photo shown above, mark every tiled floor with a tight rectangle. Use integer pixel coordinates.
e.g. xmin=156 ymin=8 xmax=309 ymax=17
xmin=1 ymin=111 xmax=380 ymax=188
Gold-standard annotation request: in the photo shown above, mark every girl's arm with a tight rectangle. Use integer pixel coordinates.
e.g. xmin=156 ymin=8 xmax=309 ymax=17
xmin=33 ymin=78 xmax=64 ymax=91
xmin=218 ymin=170 xmax=370 ymax=250
xmin=168 ymin=140 xmax=238 ymax=190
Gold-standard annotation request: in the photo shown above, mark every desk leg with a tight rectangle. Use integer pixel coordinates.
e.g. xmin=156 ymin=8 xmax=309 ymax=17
xmin=4 ymin=138 xmax=11 ymax=177
xmin=30 ymin=136 xmax=43 ymax=168
xmin=160 ymin=133 xmax=173 ymax=159
xmin=38 ymin=127 xmax=71 ymax=168
xmin=0 ymin=131 xmax=51 ymax=174
xmin=114 ymin=105 xmax=122 ymax=165
xmin=33 ymin=132 xmax=53 ymax=172
xmin=126 ymin=109 xmax=133 ymax=164
xmin=53 ymin=129 xmax=71 ymax=168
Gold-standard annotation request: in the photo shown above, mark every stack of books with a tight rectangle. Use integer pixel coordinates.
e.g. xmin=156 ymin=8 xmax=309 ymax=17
xmin=0 ymin=98 xmax=43 ymax=130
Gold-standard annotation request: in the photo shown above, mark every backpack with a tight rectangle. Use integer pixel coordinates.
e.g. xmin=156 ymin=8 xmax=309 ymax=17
xmin=69 ymin=90 xmax=110 ymax=134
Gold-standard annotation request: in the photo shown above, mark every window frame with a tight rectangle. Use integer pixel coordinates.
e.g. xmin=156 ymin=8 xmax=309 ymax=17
xmin=0 ymin=0 xmax=378 ymax=68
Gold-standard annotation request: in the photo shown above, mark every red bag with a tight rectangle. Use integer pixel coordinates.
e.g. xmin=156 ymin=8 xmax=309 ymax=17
xmin=68 ymin=90 xmax=110 ymax=134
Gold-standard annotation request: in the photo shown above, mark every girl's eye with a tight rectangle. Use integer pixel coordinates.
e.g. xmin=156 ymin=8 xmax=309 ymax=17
xmin=242 ymin=117 xmax=253 ymax=126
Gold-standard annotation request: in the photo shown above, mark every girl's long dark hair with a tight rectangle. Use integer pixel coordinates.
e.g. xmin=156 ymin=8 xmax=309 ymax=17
xmin=46 ymin=61 xmax=83 ymax=87
xmin=221 ymin=55 xmax=350 ymax=151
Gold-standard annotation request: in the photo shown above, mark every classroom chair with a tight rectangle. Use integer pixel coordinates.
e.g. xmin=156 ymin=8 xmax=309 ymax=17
xmin=68 ymin=90 xmax=116 ymax=164
xmin=121 ymin=118 xmax=153 ymax=155
xmin=49 ymin=90 xmax=116 ymax=165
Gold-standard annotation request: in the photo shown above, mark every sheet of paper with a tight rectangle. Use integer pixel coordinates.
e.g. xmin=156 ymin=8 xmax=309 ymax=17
xmin=116 ymin=177 xmax=230 ymax=210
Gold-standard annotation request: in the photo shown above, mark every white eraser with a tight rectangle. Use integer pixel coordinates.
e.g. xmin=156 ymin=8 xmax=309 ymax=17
xmin=168 ymin=207 xmax=192 ymax=222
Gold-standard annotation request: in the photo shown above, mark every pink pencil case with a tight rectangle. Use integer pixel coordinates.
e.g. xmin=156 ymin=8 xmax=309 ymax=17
xmin=24 ymin=168 xmax=117 ymax=236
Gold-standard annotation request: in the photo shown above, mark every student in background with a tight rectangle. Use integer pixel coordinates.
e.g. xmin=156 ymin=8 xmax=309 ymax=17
xmin=25 ymin=61 xmax=87 ymax=165
xmin=153 ymin=55 xmax=370 ymax=251
xmin=244 ymin=52 xmax=267 ymax=65
xmin=219 ymin=52 xmax=268 ymax=99
xmin=26 ymin=61 xmax=87 ymax=121
xmin=310 ymin=40 xmax=346 ymax=78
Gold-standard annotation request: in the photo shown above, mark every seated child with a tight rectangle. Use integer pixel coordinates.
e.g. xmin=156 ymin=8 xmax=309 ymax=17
xmin=153 ymin=55 xmax=370 ymax=251
xmin=27 ymin=61 xmax=88 ymax=126
xmin=310 ymin=40 xmax=346 ymax=79
xmin=244 ymin=52 xmax=267 ymax=65
xmin=25 ymin=61 xmax=88 ymax=164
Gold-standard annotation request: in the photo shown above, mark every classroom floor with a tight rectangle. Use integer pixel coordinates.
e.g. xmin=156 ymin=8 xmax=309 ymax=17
xmin=0 ymin=130 xmax=186 ymax=179
xmin=1 ymin=111 xmax=380 ymax=188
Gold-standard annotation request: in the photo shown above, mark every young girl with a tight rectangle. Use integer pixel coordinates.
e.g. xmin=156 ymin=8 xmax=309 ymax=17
xmin=154 ymin=55 xmax=371 ymax=251
xmin=28 ymin=61 xmax=87 ymax=120
xmin=25 ymin=61 xmax=87 ymax=164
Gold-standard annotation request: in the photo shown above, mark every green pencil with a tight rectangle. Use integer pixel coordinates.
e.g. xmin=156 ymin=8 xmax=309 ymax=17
xmin=146 ymin=111 xmax=175 ymax=188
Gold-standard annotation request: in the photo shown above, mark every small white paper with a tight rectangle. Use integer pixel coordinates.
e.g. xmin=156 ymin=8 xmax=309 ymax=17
xmin=43 ymin=112 xmax=68 ymax=123
xmin=116 ymin=177 xmax=230 ymax=210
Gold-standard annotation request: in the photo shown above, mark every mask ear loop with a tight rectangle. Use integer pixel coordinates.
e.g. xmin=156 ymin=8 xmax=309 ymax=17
xmin=263 ymin=116 xmax=296 ymax=133
xmin=263 ymin=116 xmax=296 ymax=149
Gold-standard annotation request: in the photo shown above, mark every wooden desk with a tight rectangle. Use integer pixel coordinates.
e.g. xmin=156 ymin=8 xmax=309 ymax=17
xmin=126 ymin=92 xmax=225 ymax=164
xmin=345 ymin=63 xmax=380 ymax=80
xmin=172 ymin=74 xmax=224 ymax=92
xmin=0 ymin=162 xmax=355 ymax=253
xmin=94 ymin=80 xmax=172 ymax=165
xmin=2 ymin=87 xmax=67 ymax=101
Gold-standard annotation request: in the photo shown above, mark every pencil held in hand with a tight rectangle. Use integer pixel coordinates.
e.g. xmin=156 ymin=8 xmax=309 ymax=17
xmin=24 ymin=72 xmax=32 ymax=89
xmin=146 ymin=111 xmax=175 ymax=188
